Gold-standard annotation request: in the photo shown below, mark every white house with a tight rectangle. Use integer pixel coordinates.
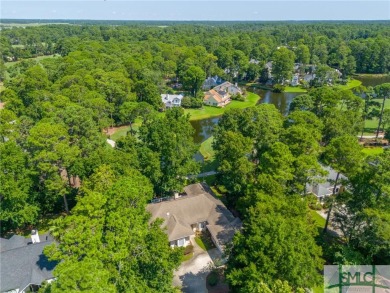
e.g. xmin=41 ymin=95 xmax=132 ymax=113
xmin=161 ymin=94 xmax=184 ymax=108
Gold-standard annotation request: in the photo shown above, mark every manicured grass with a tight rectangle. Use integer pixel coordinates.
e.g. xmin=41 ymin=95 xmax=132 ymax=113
xmin=195 ymin=233 xmax=215 ymax=251
xmin=363 ymin=98 xmax=390 ymax=133
xmin=362 ymin=147 xmax=384 ymax=156
xmin=310 ymin=210 xmax=326 ymax=230
xmin=284 ymin=86 xmax=308 ymax=93
xmin=109 ymin=119 xmax=142 ymax=141
xmin=184 ymin=92 xmax=260 ymax=121
xmin=336 ymin=79 xmax=362 ymax=90
xmin=199 ymin=136 xmax=215 ymax=161
xmin=181 ymin=253 xmax=193 ymax=262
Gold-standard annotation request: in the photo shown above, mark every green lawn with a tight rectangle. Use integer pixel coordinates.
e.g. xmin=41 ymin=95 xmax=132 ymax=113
xmin=199 ymin=136 xmax=215 ymax=161
xmin=184 ymin=92 xmax=260 ymax=121
xmin=310 ymin=210 xmax=326 ymax=230
xmin=109 ymin=119 xmax=142 ymax=141
xmin=284 ymin=86 xmax=308 ymax=93
xmin=181 ymin=253 xmax=193 ymax=262
xmin=362 ymin=147 xmax=384 ymax=156
xmin=336 ymin=79 xmax=362 ymax=90
xmin=363 ymin=98 xmax=390 ymax=133
xmin=195 ymin=232 xmax=215 ymax=251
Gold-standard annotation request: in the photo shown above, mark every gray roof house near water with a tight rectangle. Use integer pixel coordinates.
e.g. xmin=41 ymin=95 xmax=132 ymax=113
xmin=147 ymin=183 xmax=241 ymax=252
xmin=0 ymin=231 xmax=57 ymax=293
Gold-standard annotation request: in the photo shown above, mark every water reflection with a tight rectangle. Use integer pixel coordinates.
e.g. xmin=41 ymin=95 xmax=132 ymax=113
xmin=254 ymin=89 xmax=302 ymax=116
xmin=190 ymin=117 xmax=220 ymax=144
xmin=355 ymin=75 xmax=390 ymax=87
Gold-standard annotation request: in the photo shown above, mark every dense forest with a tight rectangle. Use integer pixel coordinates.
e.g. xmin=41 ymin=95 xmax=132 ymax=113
xmin=0 ymin=22 xmax=389 ymax=292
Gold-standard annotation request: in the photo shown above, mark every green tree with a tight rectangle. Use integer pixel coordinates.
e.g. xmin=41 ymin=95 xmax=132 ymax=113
xmin=374 ymin=83 xmax=390 ymax=139
xmin=295 ymin=44 xmax=310 ymax=65
xmin=226 ymin=194 xmax=323 ymax=291
xmin=45 ymin=173 xmax=181 ymax=292
xmin=323 ymin=135 xmax=364 ymax=233
xmin=0 ymin=141 xmax=39 ymax=232
xmin=182 ymin=65 xmax=206 ymax=96
xmin=271 ymin=47 xmax=295 ymax=83
xmin=139 ymin=107 xmax=198 ymax=195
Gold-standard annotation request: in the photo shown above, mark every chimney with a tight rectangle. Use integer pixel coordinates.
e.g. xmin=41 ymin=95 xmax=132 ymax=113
xmin=31 ymin=229 xmax=40 ymax=244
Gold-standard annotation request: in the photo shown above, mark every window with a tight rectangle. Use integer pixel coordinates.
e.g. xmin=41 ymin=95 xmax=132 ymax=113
xmin=177 ymin=238 xmax=185 ymax=247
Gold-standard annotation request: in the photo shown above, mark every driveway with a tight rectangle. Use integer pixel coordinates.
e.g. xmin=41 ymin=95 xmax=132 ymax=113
xmin=173 ymin=238 xmax=223 ymax=293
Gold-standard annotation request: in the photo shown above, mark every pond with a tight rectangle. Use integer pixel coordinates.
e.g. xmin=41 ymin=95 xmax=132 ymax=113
xmin=190 ymin=117 xmax=220 ymax=144
xmin=190 ymin=88 xmax=302 ymax=144
xmin=355 ymin=75 xmax=390 ymax=87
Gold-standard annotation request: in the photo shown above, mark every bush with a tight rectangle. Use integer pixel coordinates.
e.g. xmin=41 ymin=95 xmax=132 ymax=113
xmin=307 ymin=194 xmax=322 ymax=210
xmin=181 ymin=97 xmax=203 ymax=109
xmin=184 ymin=244 xmax=194 ymax=255
xmin=385 ymin=128 xmax=390 ymax=140
xmin=272 ymin=84 xmax=285 ymax=93
xmin=207 ymin=271 xmax=219 ymax=286
xmin=231 ymin=93 xmax=245 ymax=101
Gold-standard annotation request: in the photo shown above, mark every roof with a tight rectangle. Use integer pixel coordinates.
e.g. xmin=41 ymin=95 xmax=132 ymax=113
xmin=161 ymin=94 xmax=183 ymax=103
xmin=204 ymin=89 xmax=223 ymax=103
xmin=307 ymin=165 xmax=347 ymax=198
xmin=0 ymin=234 xmax=58 ymax=292
xmin=147 ymin=183 xmax=241 ymax=251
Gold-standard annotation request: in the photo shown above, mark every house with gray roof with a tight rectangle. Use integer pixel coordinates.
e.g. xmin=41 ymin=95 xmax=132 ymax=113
xmin=0 ymin=232 xmax=57 ymax=293
xmin=307 ymin=166 xmax=347 ymax=201
xmin=202 ymin=75 xmax=223 ymax=90
xmin=213 ymin=81 xmax=242 ymax=96
xmin=146 ymin=183 xmax=241 ymax=252
xmin=161 ymin=94 xmax=184 ymax=108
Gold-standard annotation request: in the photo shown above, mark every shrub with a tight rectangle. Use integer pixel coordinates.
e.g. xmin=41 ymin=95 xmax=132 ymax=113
xmin=181 ymin=97 xmax=203 ymax=108
xmin=231 ymin=93 xmax=245 ymax=101
xmin=184 ymin=244 xmax=194 ymax=255
xmin=207 ymin=271 xmax=219 ymax=286
xmin=307 ymin=194 xmax=322 ymax=210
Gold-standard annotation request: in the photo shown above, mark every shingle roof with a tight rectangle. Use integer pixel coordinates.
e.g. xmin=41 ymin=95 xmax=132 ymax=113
xmin=147 ymin=184 xmax=241 ymax=251
xmin=0 ymin=234 xmax=57 ymax=292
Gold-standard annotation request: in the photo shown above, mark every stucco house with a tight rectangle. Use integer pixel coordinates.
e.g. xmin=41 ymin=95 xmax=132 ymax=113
xmin=203 ymin=89 xmax=231 ymax=107
xmin=146 ymin=183 xmax=241 ymax=252
xmin=0 ymin=231 xmax=57 ymax=293
xmin=161 ymin=94 xmax=184 ymax=108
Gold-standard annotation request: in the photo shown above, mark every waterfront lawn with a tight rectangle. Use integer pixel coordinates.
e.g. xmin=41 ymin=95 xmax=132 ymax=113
xmin=184 ymin=92 xmax=260 ymax=121
xmin=284 ymin=86 xmax=307 ymax=93
xmin=199 ymin=136 xmax=215 ymax=161
xmin=337 ymin=79 xmax=362 ymax=90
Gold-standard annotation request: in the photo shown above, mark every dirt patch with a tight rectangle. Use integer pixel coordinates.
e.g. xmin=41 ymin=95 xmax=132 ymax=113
xmin=0 ymin=102 xmax=5 ymax=109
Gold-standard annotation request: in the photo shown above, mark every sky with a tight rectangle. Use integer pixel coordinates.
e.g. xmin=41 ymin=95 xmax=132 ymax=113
xmin=1 ymin=1 xmax=389 ymax=21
